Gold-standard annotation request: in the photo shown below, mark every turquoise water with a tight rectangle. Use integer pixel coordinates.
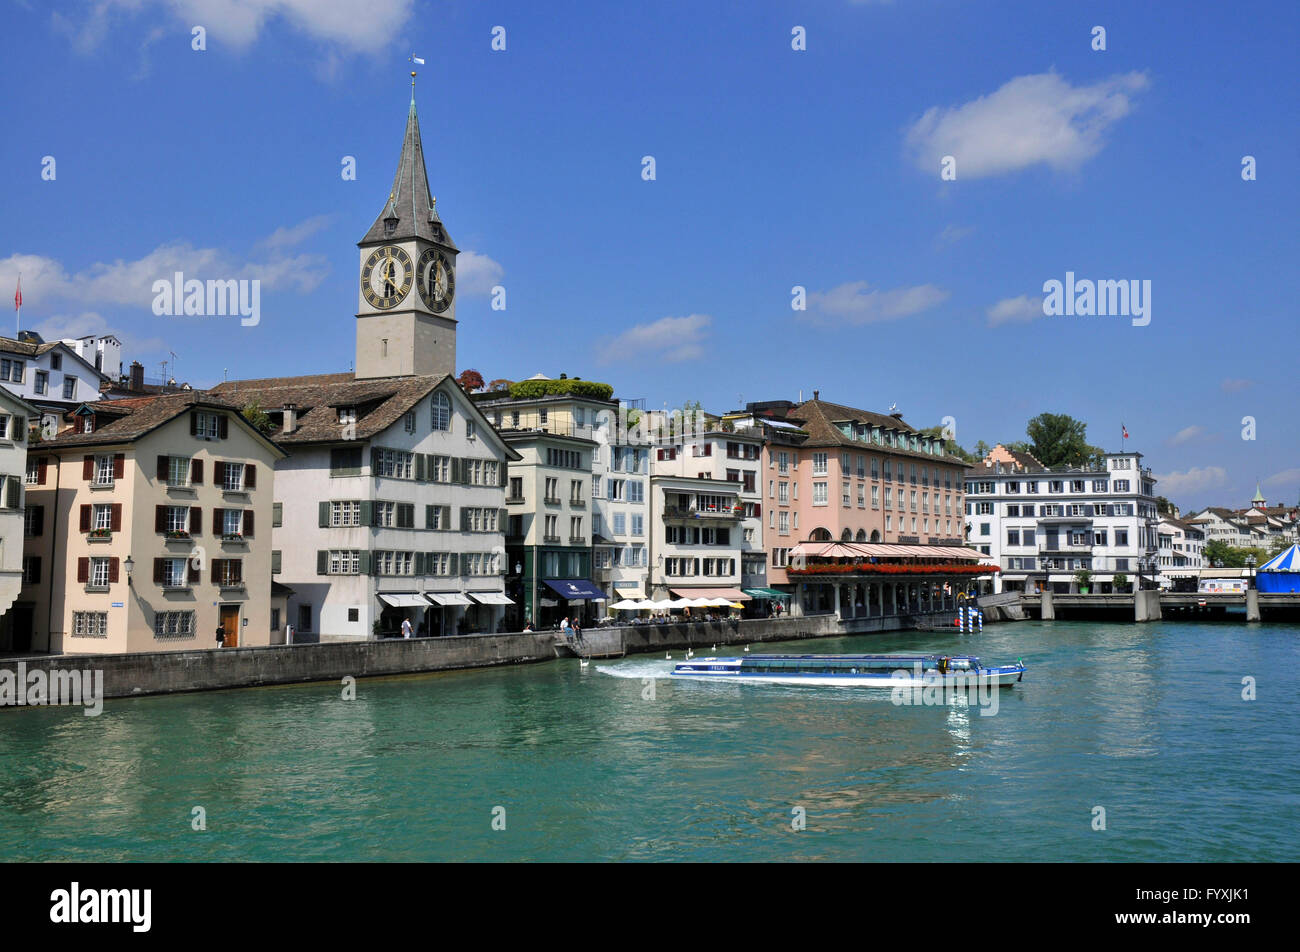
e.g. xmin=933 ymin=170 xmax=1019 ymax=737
xmin=1 ymin=620 xmax=1296 ymax=862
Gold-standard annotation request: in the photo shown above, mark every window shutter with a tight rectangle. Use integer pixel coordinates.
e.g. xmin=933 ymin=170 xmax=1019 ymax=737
xmin=190 ymin=412 xmax=198 ymax=436
xmin=113 ymin=454 xmax=125 ymax=479
xmin=77 ymin=558 xmax=89 ymax=583
xmin=449 ymin=553 xmax=459 ymax=576
xmin=370 ymin=448 xmax=379 ymax=475
xmin=189 ymin=560 xmax=200 ymax=583
xmin=153 ymin=558 xmax=164 ymax=584
xmin=245 ymin=464 xmax=256 ymax=489
xmin=231 ymin=560 xmax=241 ymax=584
xmin=191 ymin=459 xmax=203 ymax=484
xmin=499 ymin=508 xmax=508 ymax=529
xmin=271 ymin=550 xmax=281 ymax=574
xmin=83 ymin=455 xmax=94 ymax=480
xmin=319 ymin=502 xmax=330 ymax=527
xmin=358 ymin=551 xmax=372 ymax=575
xmin=414 ymin=553 xmax=425 ymax=575
xmin=218 ymin=416 xmax=229 ymax=439
xmin=214 ymin=461 xmax=225 ymax=485
xmin=273 ymin=502 xmax=282 ymax=527
xmin=244 ymin=511 xmax=254 ymax=538
xmin=190 ymin=507 xmax=202 ymax=536
xmin=415 ymin=455 xmax=426 ymax=481
xmin=212 ymin=558 xmax=222 ymax=584
xmin=157 ymin=455 xmax=169 ymax=481
xmin=108 ymin=558 xmax=119 ymax=584
xmin=317 ymin=550 xmax=329 ymax=575
xmin=213 ymin=508 xmax=223 ymax=535
xmin=80 ymin=505 xmax=92 ymax=533
xmin=451 ymin=457 xmax=461 ymax=483
xmin=155 ymin=505 xmax=166 ymax=533
xmin=754 ymin=503 xmax=761 ymax=517
xmin=460 ymin=508 xmax=469 ymax=531
xmin=500 ymin=461 xmax=508 ymax=487
xmin=360 ymin=501 xmax=373 ymax=526
xmin=110 ymin=504 xmax=122 ymax=533
xmin=37 ymin=457 xmax=48 ymax=485
xmin=426 ymin=504 xmax=435 ymax=529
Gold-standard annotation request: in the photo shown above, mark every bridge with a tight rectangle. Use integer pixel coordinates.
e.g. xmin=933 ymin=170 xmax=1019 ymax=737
xmin=1015 ymin=589 xmax=1300 ymax=622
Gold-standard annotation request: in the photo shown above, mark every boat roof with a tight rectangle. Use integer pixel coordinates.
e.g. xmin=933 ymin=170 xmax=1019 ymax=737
xmin=744 ymin=653 xmax=979 ymax=662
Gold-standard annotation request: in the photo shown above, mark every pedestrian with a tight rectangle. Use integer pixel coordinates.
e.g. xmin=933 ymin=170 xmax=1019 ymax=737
xmin=215 ymin=624 xmax=226 ymax=648
xmin=286 ymin=623 xmax=294 ymax=645
xmin=401 ymin=617 xmax=413 ymax=639
xmin=560 ymin=616 xmax=572 ymax=633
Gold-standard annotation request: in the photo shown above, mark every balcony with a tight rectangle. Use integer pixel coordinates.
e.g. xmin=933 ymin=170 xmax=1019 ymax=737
xmin=543 ymin=534 xmax=562 ymax=543
xmin=662 ymin=505 xmax=743 ymax=521
xmin=505 ymin=495 xmax=525 ymax=505
xmin=543 ymin=496 xmax=562 ymax=505
xmin=569 ymin=499 xmax=586 ymax=508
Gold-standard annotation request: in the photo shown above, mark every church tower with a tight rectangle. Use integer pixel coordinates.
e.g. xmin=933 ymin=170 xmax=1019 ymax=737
xmin=355 ymin=74 xmax=458 ymax=380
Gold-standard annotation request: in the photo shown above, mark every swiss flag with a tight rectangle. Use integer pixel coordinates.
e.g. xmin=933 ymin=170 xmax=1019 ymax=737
xmin=13 ymin=275 xmax=20 ymax=311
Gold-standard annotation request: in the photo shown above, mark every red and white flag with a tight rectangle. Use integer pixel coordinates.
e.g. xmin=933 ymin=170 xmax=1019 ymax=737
xmin=13 ymin=275 xmax=20 ymax=311
xmin=1122 ymin=424 xmax=1129 ymax=440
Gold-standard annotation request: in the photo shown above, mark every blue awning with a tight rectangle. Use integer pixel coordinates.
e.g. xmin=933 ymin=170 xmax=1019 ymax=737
xmin=542 ymin=578 xmax=608 ymax=601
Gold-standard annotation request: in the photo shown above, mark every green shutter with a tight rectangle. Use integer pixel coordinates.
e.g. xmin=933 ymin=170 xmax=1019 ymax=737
xmin=425 ymin=504 xmax=434 ymax=529
xmin=272 ymin=550 xmax=282 ymax=574
xmin=317 ymin=550 xmax=328 ymax=575
xmin=319 ymin=501 xmax=330 ymax=527
xmin=500 ymin=460 xmax=508 ymax=487
xmin=359 ymin=551 xmax=373 ymax=575
xmin=499 ymin=508 xmax=508 ymax=530
xmin=360 ymin=501 xmax=374 ymax=526
xmin=370 ymin=447 xmax=380 ymax=476
xmin=273 ymin=502 xmax=283 ymax=527
xmin=449 ymin=552 xmax=459 ymax=576
xmin=415 ymin=454 xmax=426 ymax=481
xmin=414 ymin=553 xmax=425 ymax=575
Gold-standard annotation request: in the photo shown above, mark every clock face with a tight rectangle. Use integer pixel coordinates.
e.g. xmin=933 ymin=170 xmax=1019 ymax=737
xmin=416 ymin=247 xmax=455 ymax=313
xmin=362 ymin=246 xmax=413 ymax=309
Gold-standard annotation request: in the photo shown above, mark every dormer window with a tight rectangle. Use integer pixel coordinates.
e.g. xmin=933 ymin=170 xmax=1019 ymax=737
xmin=431 ymin=224 xmax=443 ymax=241
xmin=384 ymin=215 xmax=398 ymax=238
xmin=338 ymin=407 xmax=357 ymax=425
xmin=52 ymin=354 xmax=62 ymax=370
xmin=82 ymin=416 xmax=94 ymax=434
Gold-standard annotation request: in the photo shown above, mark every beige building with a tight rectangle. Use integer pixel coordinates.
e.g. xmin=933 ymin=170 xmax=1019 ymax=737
xmin=19 ymin=392 xmax=285 ymax=654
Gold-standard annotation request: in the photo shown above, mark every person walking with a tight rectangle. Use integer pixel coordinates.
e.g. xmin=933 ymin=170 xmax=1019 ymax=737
xmin=401 ymin=617 xmax=413 ymax=639
xmin=215 ymin=624 xmax=226 ymax=648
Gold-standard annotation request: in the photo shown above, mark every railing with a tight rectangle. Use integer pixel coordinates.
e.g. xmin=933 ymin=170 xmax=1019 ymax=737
xmin=662 ymin=505 xmax=742 ymax=520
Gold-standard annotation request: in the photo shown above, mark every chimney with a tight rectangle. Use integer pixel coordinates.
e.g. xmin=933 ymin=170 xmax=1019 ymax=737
xmin=129 ymin=361 xmax=144 ymax=391
xmin=282 ymin=403 xmax=298 ymax=434
xmin=813 ymin=390 xmax=819 ymax=400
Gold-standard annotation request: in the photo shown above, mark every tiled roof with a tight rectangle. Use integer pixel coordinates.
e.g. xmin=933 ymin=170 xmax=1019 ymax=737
xmin=784 ymin=398 xmax=971 ymax=466
xmin=36 ymin=390 xmax=254 ymax=448
xmin=0 ymin=336 xmax=61 ymax=357
xmin=211 ymin=372 xmax=448 ymax=445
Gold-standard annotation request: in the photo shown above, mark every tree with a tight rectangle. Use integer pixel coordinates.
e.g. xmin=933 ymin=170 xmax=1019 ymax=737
xmin=241 ymin=401 xmax=274 ymax=436
xmin=456 ymin=369 xmax=485 ymax=392
xmin=920 ymin=425 xmax=978 ymax=463
xmin=1112 ymin=572 xmax=1129 ymax=591
xmin=1024 ymin=413 xmax=1103 ymax=468
xmin=486 ymin=378 xmax=513 ymax=392
xmin=973 ymin=440 xmax=991 ymax=460
xmin=1155 ymin=495 xmax=1174 ymax=515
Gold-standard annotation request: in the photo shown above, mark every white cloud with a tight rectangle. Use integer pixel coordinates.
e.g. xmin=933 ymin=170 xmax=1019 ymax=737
xmin=935 ymin=224 xmax=975 ymax=248
xmin=32 ymin=311 xmax=170 ymax=364
xmin=905 ymin=70 xmax=1149 ymax=179
xmin=596 ymin=314 xmax=711 ymax=365
xmin=986 ymin=294 xmax=1043 ymax=326
xmin=1221 ymin=378 xmax=1255 ymax=393
xmin=53 ymin=0 xmax=414 ymax=55
xmin=257 ymin=215 xmax=332 ymax=251
xmin=1155 ymin=466 xmax=1228 ymax=495
xmin=807 ymin=281 xmax=949 ymax=325
xmin=1264 ymin=468 xmax=1300 ymax=488
xmin=1167 ymin=425 xmax=1206 ymax=446
xmin=456 ymin=251 xmax=505 ymax=296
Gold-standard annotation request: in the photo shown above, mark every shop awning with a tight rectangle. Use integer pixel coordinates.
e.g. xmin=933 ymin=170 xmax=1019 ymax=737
xmin=378 ymin=593 xmax=433 ymax=608
xmin=670 ymin=586 xmax=751 ymax=601
xmin=427 ymin=593 xmax=475 ymax=606
xmin=742 ymin=587 xmax=792 ymax=600
xmin=469 ymin=592 xmax=514 ymax=605
xmin=542 ymin=579 xmax=608 ymax=601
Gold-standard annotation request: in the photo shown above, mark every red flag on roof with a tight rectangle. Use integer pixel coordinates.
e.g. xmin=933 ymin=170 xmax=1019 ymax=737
xmin=1122 ymin=424 xmax=1129 ymax=440
xmin=13 ymin=275 xmax=20 ymax=310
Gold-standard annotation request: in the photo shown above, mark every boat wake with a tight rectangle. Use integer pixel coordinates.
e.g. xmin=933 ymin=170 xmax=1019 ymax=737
xmin=594 ymin=660 xmax=678 ymax=679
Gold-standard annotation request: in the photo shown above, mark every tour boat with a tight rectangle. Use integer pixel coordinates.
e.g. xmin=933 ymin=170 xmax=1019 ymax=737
xmin=669 ymin=653 xmax=1026 ymax=687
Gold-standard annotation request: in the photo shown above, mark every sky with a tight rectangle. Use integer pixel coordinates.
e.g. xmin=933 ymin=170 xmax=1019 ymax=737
xmin=2 ymin=0 xmax=1296 ymax=514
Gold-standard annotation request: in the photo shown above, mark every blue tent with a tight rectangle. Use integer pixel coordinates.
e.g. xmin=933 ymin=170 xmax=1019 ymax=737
xmin=1257 ymin=544 xmax=1300 ymax=593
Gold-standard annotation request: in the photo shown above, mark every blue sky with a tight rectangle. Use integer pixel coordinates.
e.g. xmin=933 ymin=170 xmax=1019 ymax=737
xmin=2 ymin=0 xmax=1296 ymax=512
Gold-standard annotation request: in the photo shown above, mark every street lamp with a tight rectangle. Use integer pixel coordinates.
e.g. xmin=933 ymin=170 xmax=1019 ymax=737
xmin=124 ymin=555 xmax=135 ymax=586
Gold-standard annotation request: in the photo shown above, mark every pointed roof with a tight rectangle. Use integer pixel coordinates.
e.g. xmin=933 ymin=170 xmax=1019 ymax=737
xmin=360 ymin=81 xmax=457 ymax=250
xmin=1252 ymin=483 xmax=1266 ymax=504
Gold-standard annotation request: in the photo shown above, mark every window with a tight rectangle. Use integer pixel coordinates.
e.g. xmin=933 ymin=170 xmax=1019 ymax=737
xmin=222 ymin=462 xmax=245 ymax=491
xmin=571 ymin=516 xmax=584 ymax=539
xmin=812 ymin=453 xmax=828 ymax=475
xmin=329 ymin=551 xmax=361 ymax=574
xmin=404 ymin=411 xmax=416 ymax=433
xmin=331 ymin=501 xmax=361 ymax=526
xmin=842 ymin=481 xmax=851 ymax=507
xmin=0 ymin=358 xmax=24 ymax=382
xmin=1115 ymin=530 xmax=1129 ymax=546
xmin=608 ymin=479 xmax=625 ymax=501
xmin=1025 ymin=481 xmax=1038 ymax=493
xmin=612 ymin=513 xmax=626 ymax=535
xmin=168 ymin=456 xmax=191 ymax=486
xmin=778 ymin=451 xmax=789 ymax=474
xmin=778 ymin=511 xmax=789 ymax=535
xmin=24 ymin=458 xmax=39 ymax=486
xmin=628 ymin=480 xmax=644 ymax=503
xmin=338 ymin=407 xmax=357 ymax=426
xmin=374 ymin=448 xmax=413 ymax=479
xmin=34 ymin=370 xmax=48 ymax=395
xmin=1115 ymin=479 xmax=1131 ymax=492
xmin=94 ymin=455 xmax=115 ymax=486
xmin=431 ymin=392 xmax=451 ymax=431
xmin=871 ymin=485 xmax=879 ymax=508
xmin=813 ymin=482 xmax=828 ymax=505
xmin=91 ymin=557 xmax=111 ymax=587
xmin=1006 ymin=505 xmax=1019 ymax=517
xmin=161 ymin=558 xmax=189 ymax=588
xmin=73 ymin=612 xmax=109 ymax=637
xmin=223 ymin=509 xmax=244 ymax=536
xmin=165 ymin=506 xmax=188 ymax=533
xmin=194 ymin=411 xmax=221 ymax=439
xmin=1007 ymin=529 xmax=1020 ymax=546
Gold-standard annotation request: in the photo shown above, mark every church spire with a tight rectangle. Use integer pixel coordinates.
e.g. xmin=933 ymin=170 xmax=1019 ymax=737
xmin=360 ymin=74 xmax=457 ymax=250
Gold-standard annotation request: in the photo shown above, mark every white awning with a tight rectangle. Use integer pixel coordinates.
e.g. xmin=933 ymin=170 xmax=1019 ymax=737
xmin=469 ymin=592 xmax=514 ymax=605
xmin=378 ymin=593 xmax=432 ymax=608
xmin=427 ymin=593 xmax=475 ymax=606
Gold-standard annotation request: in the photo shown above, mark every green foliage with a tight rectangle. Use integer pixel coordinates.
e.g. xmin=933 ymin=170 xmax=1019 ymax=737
xmin=1155 ymin=495 xmax=1174 ymax=514
xmin=507 ymin=378 xmax=614 ymax=401
xmin=920 ymin=425 xmax=978 ymax=462
xmin=1112 ymin=572 xmax=1129 ymax=590
xmin=1074 ymin=568 xmax=1093 ymax=587
xmin=241 ymin=401 xmax=274 ymax=436
xmin=1204 ymin=539 xmax=1283 ymax=568
xmin=1025 ymin=413 xmax=1104 ymax=468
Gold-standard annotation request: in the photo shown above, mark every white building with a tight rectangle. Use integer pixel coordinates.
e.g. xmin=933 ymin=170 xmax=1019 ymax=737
xmin=0 ymin=386 xmax=37 ymax=649
xmin=63 ymin=335 xmax=123 ymax=383
xmin=647 ymin=473 xmax=747 ymax=603
xmin=966 ymin=445 xmax=1162 ymax=593
xmin=0 ymin=334 xmax=109 ymax=428
xmin=1157 ymin=515 xmax=1206 ymax=588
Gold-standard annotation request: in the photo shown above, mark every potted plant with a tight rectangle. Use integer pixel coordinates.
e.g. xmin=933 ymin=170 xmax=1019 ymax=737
xmin=88 ymin=527 xmax=112 ymax=539
xmin=1074 ymin=568 xmax=1093 ymax=593
xmin=1112 ymin=572 xmax=1129 ymax=593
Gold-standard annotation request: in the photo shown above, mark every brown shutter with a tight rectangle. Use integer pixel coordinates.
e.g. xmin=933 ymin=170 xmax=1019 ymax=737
xmin=113 ymin=454 xmax=125 ymax=479
xmin=190 ymin=412 xmax=198 ymax=436
xmin=190 ymin=507 xmax=202 ymax=536
xmin=212 ymin=558 xmax=221 ymax=584
xmin=188 ymin=560 xmax=200 ymax=583
xmin=157 ymin=455 xmax=169 ymax=481
xmin=218 ymin=416 xmax=229 ymax=439
xmin=155 ymin=505 xmax=166 ymax=533
xmin=37 ymin=457 xmax=48 ymax=485
xmin=245 ymin=464 xmax=256 ymax=489
xmin=191 ymin=458 xmax=203 ymax=485
xmin=213 ymin=508 xmax=223 ymax=535
xmin=80 ymin=505 xmax=92 ymax=532
xmin=108 ymin=558 xmax=119 ymax=584
xmin=154 ymin=558 xmax=164 ymax=584
xmin=214 ymin=461 xmax=225 ymax=486
xmin=77 ymin=558 xmax=89 ymax=583
xmin=110 ymin=504 xmax=122 ymax=533
xmin=243 ymin=510 xmax=254 ymax=538
xmin=83 ymin=455 xmax=94 ymax=480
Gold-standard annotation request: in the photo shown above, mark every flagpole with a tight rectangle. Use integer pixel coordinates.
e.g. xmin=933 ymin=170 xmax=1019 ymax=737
xmin=15 ymin=272 xmax=20 ymax=337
